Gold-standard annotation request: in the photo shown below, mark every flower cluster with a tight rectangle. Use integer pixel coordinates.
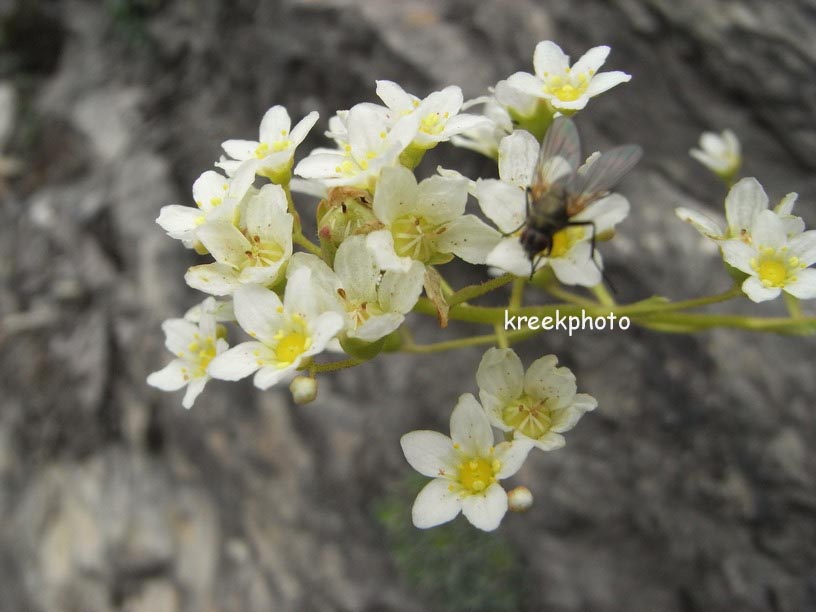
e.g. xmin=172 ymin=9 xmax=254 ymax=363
xmin=677 ymin=176 xmax=816 ymax=303
xmin=148 ymin=38 xmax=813 ymax=534
xmin=401 ymin=348 xmax=595 ymax=531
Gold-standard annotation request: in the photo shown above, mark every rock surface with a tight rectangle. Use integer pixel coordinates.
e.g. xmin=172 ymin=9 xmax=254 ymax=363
xmin=1 ymin=1 xmax=814 ymax=611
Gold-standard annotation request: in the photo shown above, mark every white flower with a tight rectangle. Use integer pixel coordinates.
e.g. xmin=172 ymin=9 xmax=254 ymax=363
xmin=374 ymin=81 xmax=489 ymax=149
xmin=450 ymin=96 xmax=514 ymax=158
xmin=505 ymin=41 xmax=631 ymax=112
xmin=366 ymin=166 xmax=500 ymax=272
xmin=475 ymin=130 xmax=629 ymax=285
xmin=208 ymin=275 xmax=345 ymax=389
xmin=690 ymin=129 xmax=741 ymax=180
xmin=493 ymin=79 xmax=539 ymax=119
xmin=185 ymin=184 xmax=294 ymax=295
xmin=476 ymin=348 xmax=597 ymax=451
xmin=288 ymin=236 xmax=425 ymax=342
xmin=676 ymin=177 xmax=804 ymax=243
xmin=156 ymin=164 xmax=256 ymax=248
xmin=400 ymin=393 xmax=532 ymax=531
xmin=217 ymin=106 xmax=319 ymax=181
xmin=147 ymin=298 xmax=228 ymax=408
xmin=294 ymin=103 xmax=420 ymax=191
xmin=721 ymin=210 xmax=816 ymax=303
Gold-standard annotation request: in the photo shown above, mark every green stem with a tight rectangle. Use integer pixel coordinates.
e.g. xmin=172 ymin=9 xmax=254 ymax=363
xmin=494 ymin=323 xmax=509 ymax=348
xmin=591 ymin=283 xmax=616 ymax=306
xmin=448 ymin=273 xmax=514 ymax=307
xmin=293 ymin=233 xmax=323 ymax=257
xmin=400 ymin=328 xmax=541 ymax=353
xmin=509 ymin=278 xmax=526 ymax=309
xmin=307 ymin=357 xmax=367 ymax=374
xmin=543 ymin=283 xmax=596 ymax=307
xmin=784 ymin=293 xmax=803 ymax=319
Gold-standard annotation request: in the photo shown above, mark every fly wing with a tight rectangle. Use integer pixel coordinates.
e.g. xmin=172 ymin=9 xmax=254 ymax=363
xmin=530 ymin=117 xmax=582 ymax=199
xmin=570 ymin=144 xmax=642 ymax=197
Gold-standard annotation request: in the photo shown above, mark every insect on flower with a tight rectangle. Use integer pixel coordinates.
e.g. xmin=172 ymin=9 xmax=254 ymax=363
xmin=520 ymin=117 xmax=642 ymax=274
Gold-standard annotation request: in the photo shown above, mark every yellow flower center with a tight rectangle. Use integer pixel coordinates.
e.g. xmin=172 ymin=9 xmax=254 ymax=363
xmin=545 ymin=72 xmax=591 ymax=102
xmin=457 ymin=457 xmax=499 ymax=493
xmin=420 ymin=112 xmax=449 ymax=135
xmin=548 ymin=226 xmax=586 ymax=258
xmin=750 ymin=246 xmax=803 ymax=288
xmin=183 ymin=335 xmax=217 ymax=378
xmin=274 ymin=331 xmax=309 ymax=364
xmin=240 ymin=234 xmax=284 ymax=269
xmin=391 ymin=215 xmax=440 ymax=262
xmin=502 ymin=395 xmax=553 ymax=440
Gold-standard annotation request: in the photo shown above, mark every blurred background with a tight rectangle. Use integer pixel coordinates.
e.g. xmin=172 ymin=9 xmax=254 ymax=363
xmin=1 ymin=1 xmax=815 ymax=611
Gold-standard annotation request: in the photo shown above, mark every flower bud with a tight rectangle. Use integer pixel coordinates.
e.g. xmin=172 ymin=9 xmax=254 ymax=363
xmin=317 ymin=187 xmax=381 ymax=263
xmin=507 ymin=486 xmax=533 ymax=512
xmin=290 ymin=376 xmax=317 ymax=405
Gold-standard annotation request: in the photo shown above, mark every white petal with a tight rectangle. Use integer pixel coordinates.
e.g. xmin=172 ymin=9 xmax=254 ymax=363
xmin=675 ymin=207 xmax=723 ymax=238
xmin=246 ymin=185 xmax=294 ymax=246
xmin=375 ymin=80 xmax=415 ymax=111
xmin=182 ymin=377 xmax=208 ymax=409
xmin=367 ymin=230 xmax=414 ymax=272
xmin=287 ymin=253 xmax=344 ymax=314
xmin=494 ymin=440 xmax=533 ymax=479
xmin=334 ymin=236 xmax=379 ymax=302
xmin=785 ymin=269 xmax=816 ymax=299
xmin=720 ymin=240 xmax=755 ymax=274
xmin=378 ymin=260 xmax=425 ymax=314
xmin=414 ymin=175 xmax=469 ymax=225
xmin=289 ymin=111 xmax=320 ymax=146
xmin=505 ymin=71 xmax=546 ymax=99
xmin=485 ymin=238 xmax=533 ymax=277
xmin=196 ymin=221 xmax=251 ymax=268
xmin=233 ymin=284 xmax=285 ymax=344
xmin=571 ymin=45 xmax=610 ymax=75
xmin=450 ymin=393 xmax=494 ymax=456
xmin=185 ymin=263 xmax=241 ymax=296
xmin=147 ymin=359 xmax=189 ymax=391
xmin=473 ymin=179 xmax=526 ymax=234
xmin=437 ymin=215 xmax=501 ymax=265
xmin=253 ymin=363 xmax=297 ymax=390
xmin=549 ymin=243 xmax=601 ymax=287
xmin=725 ymin=177 xmax=768 ymax=236
xmin=193 ymin=170 xmax=230 ymax=205
xmin=752 ymin=210 xmax=786 ymax=248
xmin=742 ymin=276 xmax=781 ymax=303
xmin=774 ymin=192 xmax=798 ymax=216
xmin=439 ymin=114 xmax=492 ymax=140
xmin=351 ymin=313 xmax=404 ymax=341
xmin=523 ymin=355 xmax=577 ymax=404
xmin=304 ymin=311 xmax=345 ymax=355
xmin=373 ymin=166 xmax=419 ymax=225
xmin=208 ymin=341 xmax=269 ymax=381
xmin=529 ymin=432 xmax=566 ymax=452
xmin=476 ymin=348 xmax=524 ymax=403
xmin=294 ymin=151 xmax=345 ymax=179
xmin=584 ymin=71 xmax=631 ymax=97
xmin=574 ymin=193 xmax=629 ymax=233
xmin=258 ymin=105 xmax=291 ymax=142
xmin=222 ymin=139 xmax=258 ymax=161
xmin=480 ymin=393 xmax=512 ymax=432
xmin=498 ymin=130 xmax=539 ymax=188
xmin=156 ymin=205 xmax=202 ymax=241
xmin=161 ymin=318 xmax=197 ymax=354
xmin=411 ymin=479 xmax=462 ymax=529
xmin=533 ymin=40 xmax=570 ymax=76
xmin=461 ymin=483 xmax=507 ymax=532
xmin=400 ymin=430 xmax=458 ymax=478
xmin=790 ymin=231 xmax=816 ymax=267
